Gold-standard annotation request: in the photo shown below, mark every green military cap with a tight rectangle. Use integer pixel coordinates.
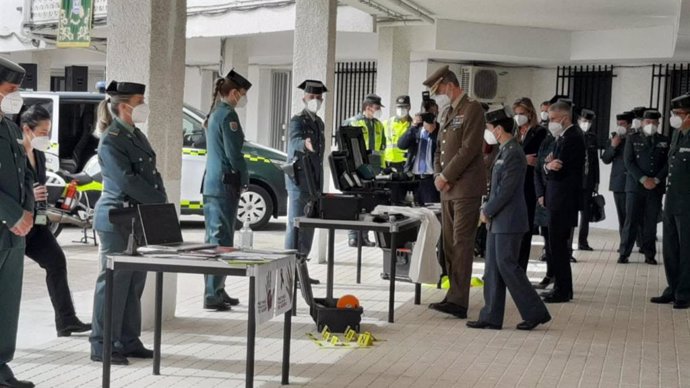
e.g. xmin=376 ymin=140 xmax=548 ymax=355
xmin=580 ymin=109 xmax=596 ymax=120
xmin=105 ymin=80 xmax=146 ymax=95
xmin=395 ymin=95 xmax=410 ymax=106
xmin=485 ymin=106 xmax=512 ymax=124
xmin=643 ymin=109 xmax=661 ymax=120
xmin=298 ymin=79 xmax=327 ymax=94
xmin=0 ymin=56 xmax=25 ymax=85
xmin=670 ymin=93 xmax=690 ymax=110
xmin=363 ymin=93 xmax=384 ymax=107
xmin=423 ymin=65 xmax=452 ymax=95
xmin=225 ymin=69 xmax=252 ymax=90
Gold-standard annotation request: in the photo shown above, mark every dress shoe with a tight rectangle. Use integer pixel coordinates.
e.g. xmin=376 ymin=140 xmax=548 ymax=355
xmin=650 ymin=295 xmax=674 ymax=304
xmin=429 ymin=301 xmax=467 ymax=319
xmin=124 ymin=347 xmax=154 ymax=359
xmin=533 ymin=276 xmax=553 ymax=290
xmin=221 ymin=290 xmax=240 ymax=306
xmin=466 ymin=320 xmax=501 ymax=330
xmin=673 ymin=300 xmax=690 ymax=309
xmin=428 ymin=298 xmax=447 ymax=309
xmin=578 ymin=244 xmax=593 ymax=251
xmin=543 ymin=293 xmax=571 ymax=303
xmin=617 ymin=256 xmax=629 ymax=264
xmin=0 ymin=377 xmax=35 ymax=388
xmin=57 ymin=319 xmax=92 ymax=337
xmin=90 ymin=352 xmax=129 ymax=365
xmin=570 ymin=256 xmax=578 ymax=263
xmin=203 ymin=301 xmax=232 ymax=311
xmin=516 ymin=314 xmax=552 ymax=330
xmin=645 ymin=257 xmax=658 ymax=265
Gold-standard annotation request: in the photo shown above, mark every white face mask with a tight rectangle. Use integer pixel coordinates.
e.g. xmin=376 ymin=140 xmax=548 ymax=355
xmin=615 ymin=126 xmax=628 ymax=137
xmin=514 ymin=114 xmax=528 ymax=127
xmin=305 ymin=98 xmax=322 ymax=113
xmin=642 ymin=123 xmax=658 ymax=136
xmin=632 ymin=118 xmax=642 ymax=129
xmin=0 ymin=91 xmax=23 ymax=114
xmin=235 ymin=95 xmax=248 ymax=109
xmin=373 ymin=109 xmax=382 ymax=119
xmin=30 ymin=136 xmax=51 ymax=152
xmin=128 ymin=103 xmax=150 ymax=123
xmin=396 ymin=108 xmax=408 ymax=118
xmin=579 ymin=121 xmax=591 ymax=132
xmin=670 ymin=114 xmax=683 ymax=129
xmin=548 ymin=121 xmax=564 ymax=137
xmin=434 ymin=94 xmax=451 ymax=111
xmin=483 ymin=129 xmax=498 ymax=145
xmin=540 ymin=111 xmax=549 ymax=122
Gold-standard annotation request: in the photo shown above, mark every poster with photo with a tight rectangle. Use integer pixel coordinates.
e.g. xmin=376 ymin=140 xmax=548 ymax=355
xmin=255 ymin=261 xmax=276 ymax=325
xmin=274 ymin=258 xmax=295 ymax=316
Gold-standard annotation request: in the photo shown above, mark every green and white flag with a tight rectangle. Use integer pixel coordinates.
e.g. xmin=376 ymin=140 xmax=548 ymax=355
xmin=57 ymin=0 xmax=94 ymax=48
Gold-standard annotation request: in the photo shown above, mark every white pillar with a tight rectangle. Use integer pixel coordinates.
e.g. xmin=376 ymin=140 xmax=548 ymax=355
xmin=106 ymin=0 xmax=187 ymax=328
xmin=32 ymin=51 xmax=52 ymax=91
xmin=291 ymin=0 xmax=337 ymax=263
xmin=376 ymin=26 xmax=411 ymax=118
xmin=221 ymin=38 xmax=249 ymax=125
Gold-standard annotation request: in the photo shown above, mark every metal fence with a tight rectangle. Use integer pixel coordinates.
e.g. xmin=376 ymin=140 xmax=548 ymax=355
xmin=556 ymin=65 xmax=614 ymax=148
xmin=333 ymin=61 xmax=377 ymax=138
xmin=269 ymin=70 xmax=292 ymax=152
xmin=650 ymin=63 xmax=690 ymax=137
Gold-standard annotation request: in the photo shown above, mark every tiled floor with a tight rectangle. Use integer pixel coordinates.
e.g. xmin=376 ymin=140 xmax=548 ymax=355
xmin=11 ymin=219 xmax=690 ymax=387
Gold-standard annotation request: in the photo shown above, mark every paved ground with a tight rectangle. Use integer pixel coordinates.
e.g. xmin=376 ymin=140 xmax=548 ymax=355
xmin=11 ymin=219 xmax=690 ymax=387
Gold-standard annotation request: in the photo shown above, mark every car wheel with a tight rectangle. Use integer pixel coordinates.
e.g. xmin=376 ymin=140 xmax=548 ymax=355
xmin=236 ymin=184 xmax=273 ymax=230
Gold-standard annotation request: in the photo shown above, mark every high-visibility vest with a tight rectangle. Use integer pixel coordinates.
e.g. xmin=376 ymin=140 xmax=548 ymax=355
xmin=384 ymin=117 xmax=410 ymax=164
xmin=346 ymin=115 xmax=385 ymax=166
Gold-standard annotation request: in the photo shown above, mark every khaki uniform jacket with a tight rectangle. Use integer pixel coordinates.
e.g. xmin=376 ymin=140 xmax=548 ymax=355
xmin=433 ymin=94 xmax=486 ymax=200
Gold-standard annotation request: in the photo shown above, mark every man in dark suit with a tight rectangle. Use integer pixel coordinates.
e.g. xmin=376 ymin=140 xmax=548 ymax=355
xmin=601 ymin=111 xmax=634 ymax=245
xmin=542 ymin=101 xmax=585 ymax=303
xmin=576 ymin=109 xmax=600 ymax=251
xmin=467 ymin=108 xmax=551 ymax=331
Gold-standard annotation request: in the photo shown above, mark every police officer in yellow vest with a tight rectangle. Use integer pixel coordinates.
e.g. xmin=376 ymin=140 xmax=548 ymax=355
xmin=344 ymin=94 xmax=386 ymax=247
xmin=0 ymin=57 xmax=36 ymax=388
xmin=383 ymin=95 xmax=411 ymax=171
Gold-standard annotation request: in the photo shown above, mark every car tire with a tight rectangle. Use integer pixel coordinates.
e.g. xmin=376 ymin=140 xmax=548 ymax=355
xmin=236 ymin=184 xmax=273 ymax=230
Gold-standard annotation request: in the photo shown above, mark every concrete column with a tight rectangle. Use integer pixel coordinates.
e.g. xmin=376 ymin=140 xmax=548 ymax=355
xmin=32 ymin=50 xmax=52 ymax=91
xmin=221 ymin=38 xmax=249 ymax=125
xmin=291 ymin=0 xmax=337 ymax=263
xmin=106 ymin=0 xmax=187 ymax=328
xmin=376 ymin=26 xmax=411 ymax=118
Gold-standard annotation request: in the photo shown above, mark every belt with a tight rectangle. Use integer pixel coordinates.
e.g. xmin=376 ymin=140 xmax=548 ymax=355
xmin=415 ymin=174 xmax=434 ymax=179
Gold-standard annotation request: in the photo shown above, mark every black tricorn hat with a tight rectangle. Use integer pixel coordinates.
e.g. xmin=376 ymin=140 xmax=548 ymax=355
xmin=643 ymin=110 xmax=661 ymax=120
xmin=631 ymin=106 xmax=647 ymax=118
xmin=105 ymin=81 xmax=146 ymax=96
xmin=297 ymin=79 xmax=327 ymax=94
xmin=616 ymin=111 xmax=634 ymax=122
xmin=580 ymin=109 xmax=596 ymax=121
xmin=671 ymin=93 xmax=690 ymax=110
xmin=549 ymin=94 xmax=569 ymax=105
xmin=225 ymin=69 xmax=252 ymax=90
xmin=485 ymin=106 xmax=512 ymax=124
xmin=396 ymin=95 xmax=410 ymax=106
xmin=0 ymin=56 xmax=26 ymax=85
xmin=363 ymin=93 xmax=384 ymax=107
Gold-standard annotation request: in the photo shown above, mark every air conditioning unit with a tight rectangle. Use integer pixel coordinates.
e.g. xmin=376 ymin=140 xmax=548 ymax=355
xmin=459 ymin=66 xmax=502 ymax=103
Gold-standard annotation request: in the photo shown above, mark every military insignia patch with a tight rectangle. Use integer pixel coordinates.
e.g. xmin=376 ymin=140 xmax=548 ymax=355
xmin=680 ymin=147 xmax=690 ymax=153
xmin=451 ymin=115 xmax=464 ymax=128
xmin=230 ymin=121 xmax=239 ymax=131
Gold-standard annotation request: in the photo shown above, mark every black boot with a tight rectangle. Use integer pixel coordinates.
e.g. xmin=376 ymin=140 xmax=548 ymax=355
xmin=57 ymin=317 xmax=92 ymax=337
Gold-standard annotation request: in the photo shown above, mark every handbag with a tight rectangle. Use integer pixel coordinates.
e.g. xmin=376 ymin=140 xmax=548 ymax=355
xmin=588 ymin=192 xmax=606 ymax=223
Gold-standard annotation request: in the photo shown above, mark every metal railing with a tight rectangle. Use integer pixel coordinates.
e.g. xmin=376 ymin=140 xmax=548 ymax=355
xmin=333 ymin=61 xmax=377 ymax=142
xmin=650 ymin=63 xmax=690 ymax=137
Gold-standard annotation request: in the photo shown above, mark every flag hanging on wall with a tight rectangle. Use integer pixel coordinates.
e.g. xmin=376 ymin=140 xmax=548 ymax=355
xmin=57 ymin=0 xmax=94 ymax=48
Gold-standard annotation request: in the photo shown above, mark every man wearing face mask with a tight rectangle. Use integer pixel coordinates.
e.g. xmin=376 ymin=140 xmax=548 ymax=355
xmin=541 ymin=101 xmax=585 ymax=303
xmin=631 ymin=106 xmax=646 ymax=134
xmin=344 ymin=94 xmax=385 ymax=247
xmin=202 ymin=69 xmax=252 ymax=311
xmin=90 ymin=81 xmax=166 ymax=365
xmin=617 ymin=110 xmax=669 ymax=265
xmin=284 ymin=80 xmax=327 ymax=285
xmin=383 ymin=95 xmax=411 ymax=171
xmin=539 ymin=101 xmax=551 ymax=127
xmin=601 ymin=111 xmax=634 ymax=246
xmin=576 ymin=109 xmax=600 ymax=251
xmin=424 ymin=65 xmax=486 ymax=319
xmin=0 ymin=57 xmax=36 ymax=388
xmin=652 ymin=94 xmax=690 ymax=309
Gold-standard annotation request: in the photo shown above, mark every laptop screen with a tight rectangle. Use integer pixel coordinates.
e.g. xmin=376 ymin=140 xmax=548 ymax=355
xmin=137 ymin=203 xmax=184 ymax=245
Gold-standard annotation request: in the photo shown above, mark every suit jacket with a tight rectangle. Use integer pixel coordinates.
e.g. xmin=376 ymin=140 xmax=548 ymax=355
xmin=433 ymin=94 xmax=486 ymax=200
xmin=582 ymin=131 xmax=600 ymax=191
xmin=600 ymin=135 xmax=627 ymax=193
xmin=624 ymin=132 xmax=669 ymax=193
xmin=519 ymin=125 xmax=546 ymax=216
xmin=483 ymin=138 xmax=529 ymax=234
xmin=545 ymin=125 xmax=586 ymax=227
xmin=285 ymin=109 xmax=325 ymax=193
xmin=397 ymin=122 xmax=438 ymax=174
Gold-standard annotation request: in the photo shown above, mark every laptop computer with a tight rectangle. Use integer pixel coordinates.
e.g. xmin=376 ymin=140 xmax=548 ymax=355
xmin=137 ymin=203 xmax=217 ymax=252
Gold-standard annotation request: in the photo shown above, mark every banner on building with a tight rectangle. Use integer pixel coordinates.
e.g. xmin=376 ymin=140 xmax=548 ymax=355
xmin=57 ymin=0 xmax=94 ymax=48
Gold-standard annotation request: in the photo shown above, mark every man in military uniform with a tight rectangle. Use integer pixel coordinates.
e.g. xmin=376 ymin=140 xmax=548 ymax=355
xmin=426 ymin=65 xmax=486 ymax=318
xmin=383 ymin=95 xmax=411 ymax=171
xmin=467 ymin=107 xmax=550 ymax=331
xmin=344 ymin=94 xmax=385 ymax=247
xmin=284 ymin=80 xmax=327 ymax=285
xmin=0 ymin=57 xmax=35 ymax=388
xmin=651 ymin=94 xmax=690 ymax=309
xmin=601 ymin=111 xmax=634 ymax=245
xmin=617 ymin=110 xmax=668 ymax=265
xmin=576 ymin=109 xmax=599 ymax=251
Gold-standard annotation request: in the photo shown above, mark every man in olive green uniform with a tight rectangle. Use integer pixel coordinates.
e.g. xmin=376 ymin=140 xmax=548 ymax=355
xmin=203 ymin=70 xmax=252 ymax=310
xmin=651 ymin=94 xmax=690 ymax=309
xmin=427 ymin=65 xmax=486 ymax=319
xmin=0 ymin=57 xmax=36 ymax=388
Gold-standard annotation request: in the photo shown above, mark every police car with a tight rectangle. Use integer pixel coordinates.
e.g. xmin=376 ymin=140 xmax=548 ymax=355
xmin=20 ymin=91 xmax=288 ymax=230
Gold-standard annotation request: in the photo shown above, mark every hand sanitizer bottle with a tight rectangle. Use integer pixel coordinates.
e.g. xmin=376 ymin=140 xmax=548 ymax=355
xmin=239 ymin=215 xmax=253 ymax=249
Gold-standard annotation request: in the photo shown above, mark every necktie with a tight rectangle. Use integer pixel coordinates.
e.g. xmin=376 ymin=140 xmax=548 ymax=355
xmin=418 ymin=130 xmax=428 ymax=173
